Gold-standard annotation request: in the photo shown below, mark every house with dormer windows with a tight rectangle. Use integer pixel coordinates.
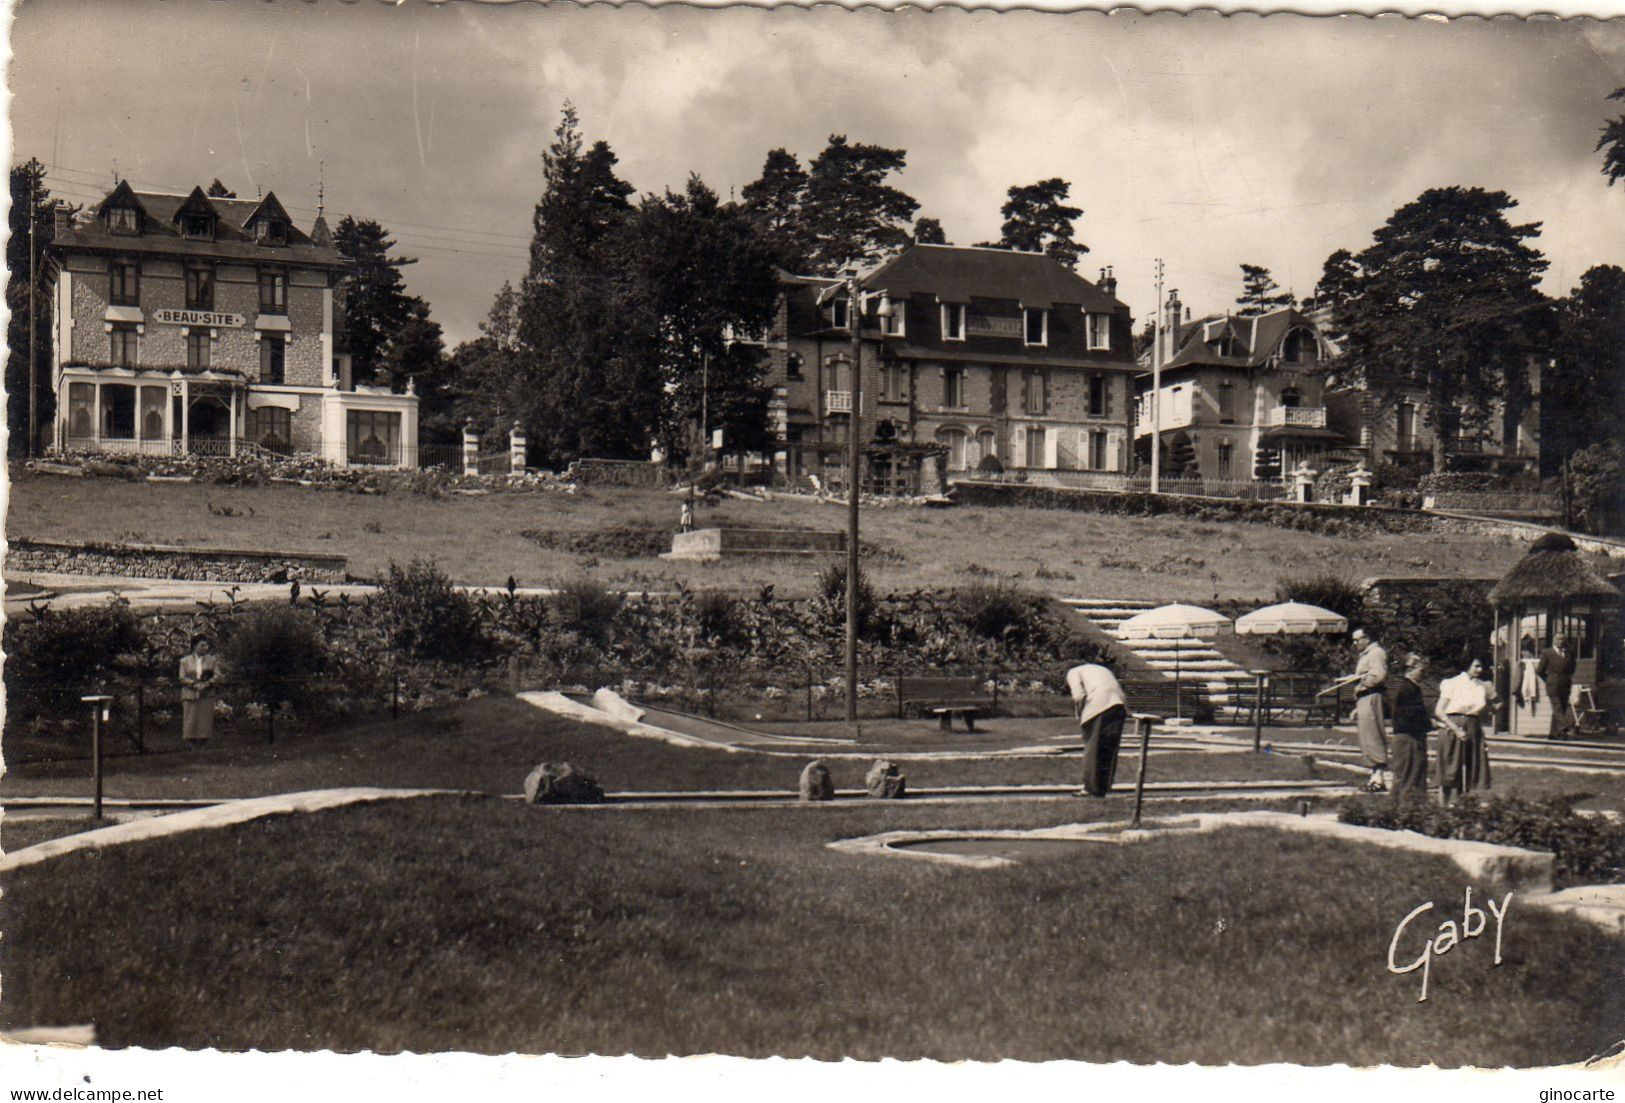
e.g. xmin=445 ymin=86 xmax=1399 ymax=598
xmin=45 ymin=181 xmax=419 ymax=466
xmin=759 ymin=244 xmax=1138 ymax=492
xmin=1133 ymin=304 xmax=1350 ymax=482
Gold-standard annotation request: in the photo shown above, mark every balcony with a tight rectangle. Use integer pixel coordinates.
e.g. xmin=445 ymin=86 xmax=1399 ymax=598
xmin=826 ymin=390 xmax=852 ymax=413
xmin=1263 ymin=406 xmax=1327 ymax=430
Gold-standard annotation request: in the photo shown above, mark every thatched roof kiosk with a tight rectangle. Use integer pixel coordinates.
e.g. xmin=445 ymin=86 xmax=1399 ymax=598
xmin=1489 ymin=532 xmax=1624 ymax=736
xmin=1489 ymin=533 xmax=1624 ymax=610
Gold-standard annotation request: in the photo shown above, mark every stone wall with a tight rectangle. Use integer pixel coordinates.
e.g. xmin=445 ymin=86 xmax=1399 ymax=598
xmin=566 ymin=458 xmax=669 ymax=487
xmin=7 ymin=539 xmax=348 ymax=583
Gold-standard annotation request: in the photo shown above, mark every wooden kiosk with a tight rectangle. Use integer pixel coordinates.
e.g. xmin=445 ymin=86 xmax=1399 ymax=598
xmin=1488 ymin=533 xmax=1624 ymax=737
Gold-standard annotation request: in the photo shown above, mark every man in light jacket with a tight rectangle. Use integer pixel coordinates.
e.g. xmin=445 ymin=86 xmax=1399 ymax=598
xmin=1066 ymin=662 xmax=1128 ymax=798
xmin=1346 ymin=627 xmax=1390 ymax=792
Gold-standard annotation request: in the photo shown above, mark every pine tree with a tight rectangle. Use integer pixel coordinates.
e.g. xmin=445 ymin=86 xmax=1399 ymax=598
xmin=206 ymin=179 xmax=237 ymax=199
xmin=1598 ymin=88 xmax=1625 ymax=187
xmin=799 ymin=135 xmax=919 ymax=273
xmin=913 ymin=217 xmax=947 ymax=245
xmin=1548 ymin=265 xmax=1625 ymax=464
xmin=984 ymin=179 xmax=1085 ymax=268
xmin=741 ymin=149 xmax=811 ymax=270
xmin=333 ymin=216 xmax=419 ymax=385
xmin=1235 ymin=264 xmax=1294 ymax=316
xmin=1334 ymin=187 xmax=1551 ymax=472
xmin=6 ymin=159 xmax=55 ymax=456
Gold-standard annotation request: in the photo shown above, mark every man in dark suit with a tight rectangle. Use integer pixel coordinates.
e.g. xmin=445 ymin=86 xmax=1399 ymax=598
xmin=1535 ymin=634 xmax=1577 ymax=740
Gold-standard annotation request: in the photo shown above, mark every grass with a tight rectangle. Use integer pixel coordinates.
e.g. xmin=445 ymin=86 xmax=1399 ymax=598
xmin=1 ymin=795 xmax=1617 ymax=1063
xmin=6 ymin=465 xmax=1529 ymax=599
xmin=0 ymin=695 xmax=1330 ymax=802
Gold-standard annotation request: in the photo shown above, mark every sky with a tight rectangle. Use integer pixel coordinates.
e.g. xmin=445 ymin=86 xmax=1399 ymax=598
xmin=7 ymin=0 xmax=1625 ymax=347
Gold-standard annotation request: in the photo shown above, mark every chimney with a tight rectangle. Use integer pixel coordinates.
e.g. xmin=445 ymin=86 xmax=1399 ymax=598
xmin=1166 ymin=288 xmax=1182 ymax=334
xmin=1099 ymin=265 xmax=1117 ymax=298
xmin=52 ymin=200 xmax=73 ymax=238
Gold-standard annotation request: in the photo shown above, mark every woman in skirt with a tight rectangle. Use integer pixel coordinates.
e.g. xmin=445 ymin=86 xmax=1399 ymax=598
xmin=1434 ymin=654 xmax=1497 ymax=804
xmin=179 ymin=635 xmax=220 ymax=749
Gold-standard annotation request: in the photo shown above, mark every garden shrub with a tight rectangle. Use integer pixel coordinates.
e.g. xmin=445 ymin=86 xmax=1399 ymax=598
xmin=1565 ymin=442 xmax=1625 ymax=537
xmin=1339 ymin=792 xmax=1625 ymax=885
xmin=1274 ymin=573 xmax=1365 ymax=620
xmin=550 ymin=575 xmax=623 ymax=648
xmin=374 ymin=558 xmax=491 ymax=663
xmin=693 ymin=589 xmax=738 ymax=644
xmin=814 ymin=561 xmax=877 ymax=638
xmin=2 ymin=598 xmax=145 ymax=692
xmin=956 ymin=581 xmax=1041 ymax=642
xmin=521 ymin=526 xmax=670 ymax=559
xmin=220 ymin=606 xmax=330 ymax=711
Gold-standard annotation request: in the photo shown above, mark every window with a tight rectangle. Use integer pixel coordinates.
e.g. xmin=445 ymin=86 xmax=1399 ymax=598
xmin=1217 ymin=441 xmax=1234 ymax=478
xmin=1279 ymin=386 xmax=1301 ymax=409
xmin=186 ymin=266 xmax=215 ymax=310
xmin=786 ymin=352 xmax=804 ymax=380
xmin=139 ymin=388 xmax=165 ymax=441
xmin=187 ymin=331 xmax=211 ymax=371
xmin=1089 ymin=374 xmax=1107 ymax=418
xmin=881 ymin=302 xmax=906 ymax=337
xmin=1023 ymin=369 xmax=1048 ymax=415
xmin=249 ymin=407 xmax=293 ymax=454
xmin=1283 ymin=328 xmax=1318 ymax=364
xmin=100 ymin=384 xmax=136 ymax=439
xmin=256 ymin=218 xmax=289 ymax=246
xmin=109 ymin=324 xmax=138 ymax=367
xmin=1024 ymin=308 xmax=1048 ymax=347
xmin=109 ymin=261 xmax=140 ymax=306
xmin=943 ymin=367 xmax=964 ymax=408
xmin=936 ymin=427 xmax=968 ymax=471
xmin=258 ymin=270 xmax=287 ymax=314
xmin=1218 ymin=380 xmax=1236 ymax=422
xmin=107 ymin=207 xmax=139 ymax=235
xmin=975 ymin=429 xmax=997 ymax=465
xmin=347 ymin=410 xmax=401 ymax=466
xmin=68 ymin=382 xmax=94 ymax=440
xmin=1088 ymin=429 xmax=1109 ymax=471
xmin=259 ymin=337 xmax=285 ymax=385
xmin=882 ymin=362 xmax=907 ymax=402
xmin=1397 ymin=403 xmax=1417 ymax=451
xmin=183 ymin=214 xmax=214 ymax=241
xmin=942 ymin=303 xmax=966 ymax=342
xmin=1026 ymin=427 xmax=1047 ymax=469
xmin=831 ymin=297 xmax=849 ymax=330
xmin=1086 ymin=312 xmax=1112 ymax=352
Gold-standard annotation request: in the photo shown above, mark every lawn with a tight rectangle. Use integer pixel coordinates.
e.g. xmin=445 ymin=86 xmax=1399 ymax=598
xmin=1 ymin=795 xmax=1616 ymax=1064
xmin=0 ymin=695 xmax=1329 ymax=804
xmin=6 ymin=465 xmax=1529 ymax=599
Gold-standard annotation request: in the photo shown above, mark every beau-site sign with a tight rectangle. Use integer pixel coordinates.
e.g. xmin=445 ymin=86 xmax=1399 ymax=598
xmin=151 ymin=309 xmax=246 ymax=327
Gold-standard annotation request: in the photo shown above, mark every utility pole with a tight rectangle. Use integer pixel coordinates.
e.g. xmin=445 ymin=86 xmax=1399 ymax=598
xmin=28 ymin=169 xmax=38 ymax=457
xmin=1150 ymin=258 xmax=1164 ymax=494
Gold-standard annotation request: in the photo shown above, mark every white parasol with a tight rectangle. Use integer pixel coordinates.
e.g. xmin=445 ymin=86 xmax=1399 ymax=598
xmin=1117 ymin=604 xmax=1234 ymax=721
xmin=1234 ymin=602 xmax=1349 ymax=637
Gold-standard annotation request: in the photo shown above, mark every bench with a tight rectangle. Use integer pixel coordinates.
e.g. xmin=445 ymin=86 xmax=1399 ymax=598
xmin=897 ymin=676 xmax=995 ymax=732
xmin=1260 ymin=673 xmax=1347 ymax=727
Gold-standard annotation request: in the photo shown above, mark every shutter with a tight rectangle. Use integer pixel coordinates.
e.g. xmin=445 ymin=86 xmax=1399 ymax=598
xmin=1105 ymin=374 xmax=1115 ymax=418
xmin=939 ymin=366 xmax=946 ymax=408
xmin=1042 ymin=370 xmax=1051 ymax=416
xmin=1044 ymin=428 xmax=1059 ymax=470
xmin=1011 ymin=427 xmax=1027 ymax=468
xmin=1108 ymin=428 xmax=1126 ymax=472
xmin=1020 ymin=369 xmax=1031 ymax=414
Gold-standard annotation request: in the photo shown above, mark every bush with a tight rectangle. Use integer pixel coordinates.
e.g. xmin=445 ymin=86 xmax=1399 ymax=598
xmin=1274 ymin=574 xmax=1365 ymax=620
xmin=220 ymin=606 xmax=329 ymax=710
xmin=975 ymin=453 xmax=1005 ymax=475
xmin=375 ymin=558 xmax=491 ymax=663
xmin=550 ymin=575 xmax=623 ymax=648
xmin=1340 ymin=792 xmax=1625 ymax=885
xmin=693 ymin=589 xmax=737 ymax=644
xmin=956 ymin=581 xmax=1041 ymax=642
xmin=814 ymin=561 xmax=877 ymax=639
xmin=2 ymin=598 xmax=146 ymax=692
xmin=1566 ymin=442 xmax=1625 ymax=537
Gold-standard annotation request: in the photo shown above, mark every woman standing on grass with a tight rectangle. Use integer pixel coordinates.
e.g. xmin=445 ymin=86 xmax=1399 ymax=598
xmin=1388 ymin=652 xmax=1431 ymax=804
xmin=1434 ymin=654 xmax=1497 ymax=804
xmin=179 ymin=635 xmax=220 ymax=749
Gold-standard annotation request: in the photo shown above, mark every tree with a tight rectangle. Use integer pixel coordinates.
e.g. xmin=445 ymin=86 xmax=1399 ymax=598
xmin=206 ymin=179 xmax=237 ymax=198
xmin=1236 ymin=263 xmax=1294 ymax=316
xmin=617 ymin=176 xmax=781 ymax=462
xmin=334 ymin=216 xmax=418 ymax=384
xmin=1598 ymin=88 xmax=1625 ymax=187
xmin=741 ymin=149 xmax=812 ymax=271
xmin=798 ymin=135 xmax=919 ymax=273
xmin=1547 ymin=264 xmax=1625 ymax=465
xmin=6 ymin=159 xmax=55 ymax=457
xmin=1328 ymin=187 xmax=1550 ymax=472
xmin=982 ymin=178 xmax=1085 ymax=268
xmin=913 ymin=216 xmax=947 ymax=245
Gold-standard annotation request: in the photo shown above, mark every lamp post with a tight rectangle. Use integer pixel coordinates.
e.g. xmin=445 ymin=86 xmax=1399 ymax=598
xmin=844 ymin=276 xmax=891 ymax=723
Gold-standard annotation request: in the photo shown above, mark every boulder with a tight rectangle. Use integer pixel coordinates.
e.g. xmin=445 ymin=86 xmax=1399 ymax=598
xmin=865 ymin=759 xmax=906 ymax=799
xmin=799 ymin=760 xmax=835 ymax=802
xmin=523 ymin=761 xmax=605 ymax=805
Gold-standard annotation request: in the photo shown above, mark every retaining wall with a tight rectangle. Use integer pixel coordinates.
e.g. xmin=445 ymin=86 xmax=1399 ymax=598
xmin=6 ymin=539 xmax=349 ymax=583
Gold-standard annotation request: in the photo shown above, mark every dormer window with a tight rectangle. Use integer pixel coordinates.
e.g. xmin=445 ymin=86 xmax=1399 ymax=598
xmin=881 ymin=301 xmax=906 ymax=337
xmin=183 ymin=214 xmax=214 ymax=241
xmin=942 ymin=303 xmax=966 ymax=342
xmin=108 ymin=207 xmax=139 ymax=236
xmin=1283 ymin=328 xmax=1319 ymax=364
xmin=1025 ymin=308 xmax=1049 ymax=347
xmin=257 ymin=219 xmax=289 ymax=246
xmin=1085 ymin=312 xmax=1112 ymax=352
xmin=831 ymin=297 xmax=849 ymax=330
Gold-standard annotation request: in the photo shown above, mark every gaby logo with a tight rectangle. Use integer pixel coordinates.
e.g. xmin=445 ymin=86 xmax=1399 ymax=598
xmin=1388 ymin=887 xmax=1512 ymax=1003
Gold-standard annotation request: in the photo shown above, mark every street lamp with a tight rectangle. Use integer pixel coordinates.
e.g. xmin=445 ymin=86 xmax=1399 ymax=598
xmin=844 ymin=277 xmax=892 ymax=723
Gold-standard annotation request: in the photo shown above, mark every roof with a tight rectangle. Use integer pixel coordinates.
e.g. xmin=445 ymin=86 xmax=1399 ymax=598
xmin=861 ymin=244 xmax=1125 ymax=312
xmin=1162 ymin=306 xmax=1322 ymax=373
xmin=53 ymin=185 xmax=347 ymax=271
xmin=1488 ymin=532 xmax=1625 ymax=609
